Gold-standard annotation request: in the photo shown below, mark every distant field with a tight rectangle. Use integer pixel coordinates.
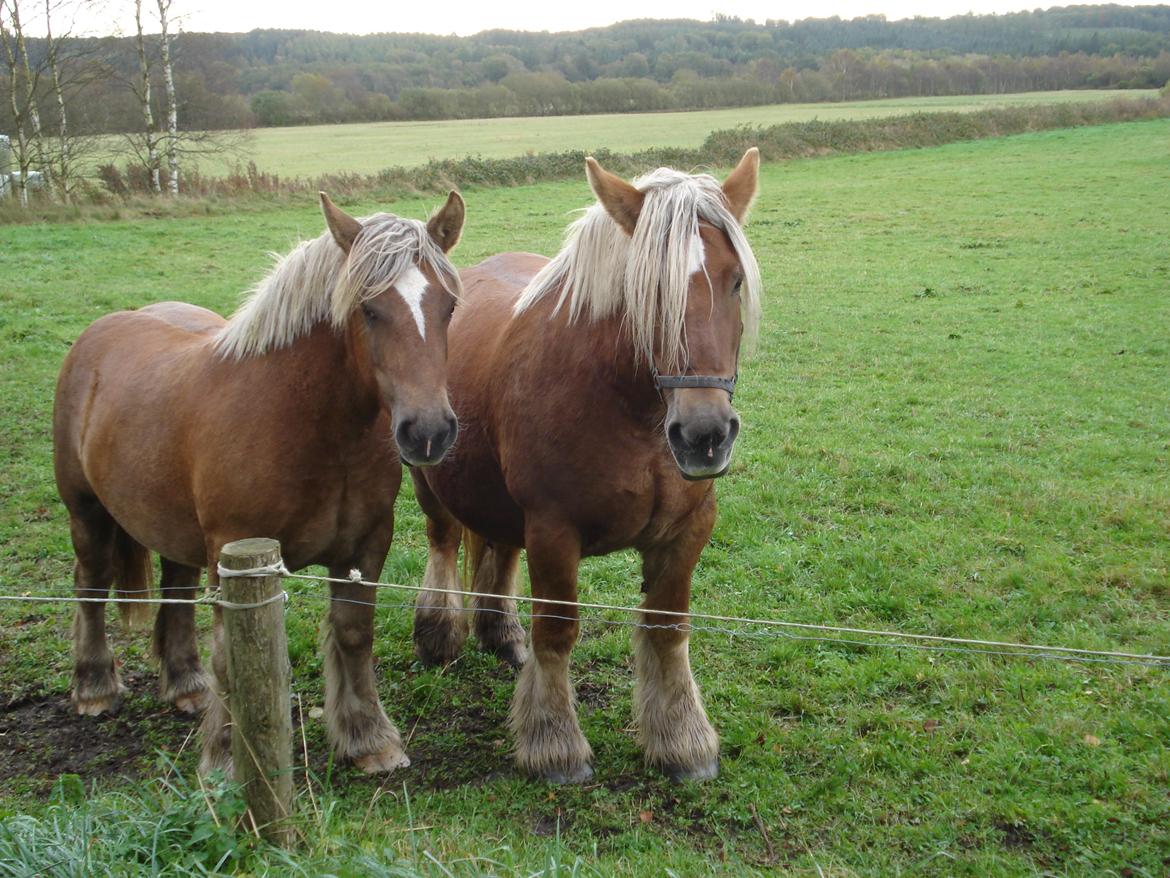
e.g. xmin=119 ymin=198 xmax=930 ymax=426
xmin=109 ymin=89 xmax=1156 ymax=179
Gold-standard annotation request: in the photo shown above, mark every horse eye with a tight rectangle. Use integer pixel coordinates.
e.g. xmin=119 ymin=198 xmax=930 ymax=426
xmin=732 ymin=277 xmax=743 ymax=295
xmin=361 ymin=304 xmax=378 ymax=324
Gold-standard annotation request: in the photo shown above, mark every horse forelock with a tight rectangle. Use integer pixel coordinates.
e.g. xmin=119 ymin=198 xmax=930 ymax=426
xmin=514 ymin=167 xmax=762 ymax=369
xmin=214 ymin=213 xmax=461 ymax=360
xmin=330 ymin=214 xmax=461 ymax=328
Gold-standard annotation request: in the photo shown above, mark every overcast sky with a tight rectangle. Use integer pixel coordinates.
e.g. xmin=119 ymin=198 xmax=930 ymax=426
xmin=65 ymin=1 xmax=1134 ymax=39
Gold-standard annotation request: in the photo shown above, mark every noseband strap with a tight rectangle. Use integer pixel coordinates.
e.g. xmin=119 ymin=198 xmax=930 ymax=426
xmin=651 ymin=367 xmax=738 ymax=399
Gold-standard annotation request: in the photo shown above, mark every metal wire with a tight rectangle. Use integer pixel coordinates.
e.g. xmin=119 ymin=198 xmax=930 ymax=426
xmin=281 ymin=569 xmax=1170 ymax=668
xmin=283 ymin=587 xmax=1170 ymax=669
xmin=3 ymin=574 xmax=1168 ymax=669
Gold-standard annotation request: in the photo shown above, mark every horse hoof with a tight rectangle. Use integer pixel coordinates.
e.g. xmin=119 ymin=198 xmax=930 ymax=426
xmin=354 ymin=748 xmax=411 ymax=774
xmin=163 ymin=671 xmax=210 ymax=714
xmin=173 ymin=689 xmax=209 ymax=714
xmin=73 ymin=692 xmax=122 ymax=716
xmin=661 ymin=758 xmax=719 ymax=783
xmin=493 ymin=640 xmax=529 ymax=670
xmin=541 ymin=762 xmax=593 ymax=785
xmin=413 ymin=623 xmax=467 ymax=667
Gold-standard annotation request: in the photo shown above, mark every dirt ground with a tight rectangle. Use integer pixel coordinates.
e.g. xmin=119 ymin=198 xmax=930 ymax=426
xmin=0 ymin=670 xmax=197 ymax=793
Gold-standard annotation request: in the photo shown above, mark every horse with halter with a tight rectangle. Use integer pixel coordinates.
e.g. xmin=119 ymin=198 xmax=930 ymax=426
xmin=410 ymin=150 xmax=762 ymax=782
xmin=53 ymin=191 xmax=465 ymax=774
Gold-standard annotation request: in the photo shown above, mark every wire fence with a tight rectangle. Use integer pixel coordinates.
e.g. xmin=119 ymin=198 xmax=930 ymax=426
xmin=2 ymin=563 xmax=1168 ymax=670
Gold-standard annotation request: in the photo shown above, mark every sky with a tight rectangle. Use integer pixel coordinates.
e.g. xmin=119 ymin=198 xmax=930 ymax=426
xmin=67 ymin=1 xmax=1138 ymax=39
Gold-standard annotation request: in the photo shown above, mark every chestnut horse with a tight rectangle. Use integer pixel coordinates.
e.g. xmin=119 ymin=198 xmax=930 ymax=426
xmin=53 ymin=191 xmax=465 ymax=774
xmin=410 ymin=151 xmax=762 ymax=782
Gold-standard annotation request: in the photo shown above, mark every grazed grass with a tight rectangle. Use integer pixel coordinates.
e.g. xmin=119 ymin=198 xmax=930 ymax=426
xmin=90 ymin=89 xmax=1156 ymax=179
xmin=2 ymin=120 xmax=1169 ymax=875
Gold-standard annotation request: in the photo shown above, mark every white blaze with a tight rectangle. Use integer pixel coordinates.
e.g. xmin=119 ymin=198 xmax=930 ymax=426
xmin=687 ymin=234 xmax=706 ymax=275
xmin=394 ymin=266 xmax=429 ymax=340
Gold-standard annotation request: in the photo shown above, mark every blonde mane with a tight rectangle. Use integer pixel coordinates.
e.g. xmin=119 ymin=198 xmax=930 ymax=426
xmin=513 ymin=167 xmax=762 ymax=368
xmin=214 ymin=213 xmax=460 ymax=359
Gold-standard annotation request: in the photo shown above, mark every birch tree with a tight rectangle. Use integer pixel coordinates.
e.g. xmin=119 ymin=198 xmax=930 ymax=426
xmin=132 ymin=0 xmax=160 ymax=192
xmin=121 ymin=0 xmax=249 ymax=198
xmin=0 ymin=0 xmax=44 ymax=206
xmin=1 ymin=0 xmax=96 ymax=205
xmin=41 ymin=0 xmax=89 ymax=201
xmin=156 ymin=0 xmax=177 ymax=195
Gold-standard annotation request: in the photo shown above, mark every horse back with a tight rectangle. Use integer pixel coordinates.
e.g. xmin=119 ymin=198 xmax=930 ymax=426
xmin=460 ymin=252 xmax=548 ymax=299
xmin=136 ymin=301 xmax=226 ymax=334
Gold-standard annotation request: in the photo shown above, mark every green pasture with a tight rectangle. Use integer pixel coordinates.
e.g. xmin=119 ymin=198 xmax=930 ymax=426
xmin=95 ymin=89 xmax=1155 ymax=179
xmin=2 ymin=119 xmax=1169 ymax=875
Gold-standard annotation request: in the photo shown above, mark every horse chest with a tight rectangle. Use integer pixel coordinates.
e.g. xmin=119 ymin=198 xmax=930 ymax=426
xmin=282 ymin=448 xmax=399 ymax=556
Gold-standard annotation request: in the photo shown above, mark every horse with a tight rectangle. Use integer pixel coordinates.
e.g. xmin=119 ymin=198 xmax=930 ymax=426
xmin=408 ymin=150 xmax=762 ymax=783
xmin=52 ymin=190 xmax=465 ymax=774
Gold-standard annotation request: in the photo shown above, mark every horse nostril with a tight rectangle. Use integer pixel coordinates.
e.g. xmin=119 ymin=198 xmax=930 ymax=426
xmin=395 ymin=418 xmax=416 ymax=448
xmin=667 ymin=421 xmax=685 ymax=447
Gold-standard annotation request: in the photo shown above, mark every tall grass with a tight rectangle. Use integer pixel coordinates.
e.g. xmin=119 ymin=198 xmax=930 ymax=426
xmin=0 ymin=765 xmax=599 ymax=877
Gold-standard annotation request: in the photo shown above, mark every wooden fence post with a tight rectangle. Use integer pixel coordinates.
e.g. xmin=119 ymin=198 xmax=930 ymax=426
xmin=219 ymin=538 xmax=293 ymax=846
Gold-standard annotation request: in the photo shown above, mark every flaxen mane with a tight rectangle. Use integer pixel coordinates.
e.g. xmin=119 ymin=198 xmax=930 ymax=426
xmin=514 ymin=168 xmax=762 ymax=369
xmin=215 ymin=213 xmax=460 ymax=359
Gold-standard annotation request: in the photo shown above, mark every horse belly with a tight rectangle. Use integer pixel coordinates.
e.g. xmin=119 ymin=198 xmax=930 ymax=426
xmin=78 ymin=392 xmax=208 ymax=565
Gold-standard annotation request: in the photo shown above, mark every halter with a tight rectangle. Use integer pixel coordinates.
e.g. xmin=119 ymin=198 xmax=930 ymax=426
xmin=650 ymin=366 xmax=738 ymax=400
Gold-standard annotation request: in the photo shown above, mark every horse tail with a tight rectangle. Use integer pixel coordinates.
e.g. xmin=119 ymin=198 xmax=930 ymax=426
xmin=112 ymin=525 xmax=154 ymax=628
xmin=460 ymin=527 xmax=488 ymax=592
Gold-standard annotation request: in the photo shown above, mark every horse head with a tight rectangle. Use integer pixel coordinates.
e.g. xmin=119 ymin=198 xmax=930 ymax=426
xmin=320 ymin=191 xmax=465 ymax=467
xmin=584 ymin=149 xmax=761 ymax=480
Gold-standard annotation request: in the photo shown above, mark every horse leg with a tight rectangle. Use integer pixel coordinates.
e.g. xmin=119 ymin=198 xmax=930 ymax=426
xmin=510 ymin=521 xmax=592 ymax=783
xmin=198 ymin=542 xmax=235 ymax=775
xmin=634 ymin=504 xmax=720 ymax=781
xmin=470 ymin=538 xmax=528 ymax=669
xmin=154 ymin=558 xmax=209 ymax=713
xmin=198 ymin=599 xmax=233 ymax=775
xmin=324 ymin=571 xmax=410 ymax=773
xmin=68 ymin=508 xmax=123 ymax=716
xmin=411 ymin=470 xmax=467 ymax=666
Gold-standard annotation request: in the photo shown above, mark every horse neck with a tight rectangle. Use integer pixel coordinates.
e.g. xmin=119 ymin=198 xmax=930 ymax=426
xmin=558 ymin=311 xmax=664 ymax=424
xmin=268 ymin=317 xmax=382 ymax=423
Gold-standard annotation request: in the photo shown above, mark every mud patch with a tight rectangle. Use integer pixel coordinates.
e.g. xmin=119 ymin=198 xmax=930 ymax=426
xmin=0 ymin=671 xmax=197 ymax=793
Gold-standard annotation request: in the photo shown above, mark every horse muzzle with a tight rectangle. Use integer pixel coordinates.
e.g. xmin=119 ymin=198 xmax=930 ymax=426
xmin=665 ymin=412 xmax=740 ymax=481
xmin=394 ymin=410 xmax=459 ymax=467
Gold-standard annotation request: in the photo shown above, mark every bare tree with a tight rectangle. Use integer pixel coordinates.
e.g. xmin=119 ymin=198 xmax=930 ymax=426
xmin=131 ymin=0 xmax=160 ymax=192
xmin=43 ymin=0 xmax=68 ymax=198
xmin=1 ymin=0 xmax=100 ymax=205
xmin=156 ymin=0 xmax=176 ymax=195
xmin=41 ymin=0 xmax=95 ymax=201
xmin=118 ymin=0 xmax=250 ymax=198
xmin=1 ymin=0 xmax=45 ymax=206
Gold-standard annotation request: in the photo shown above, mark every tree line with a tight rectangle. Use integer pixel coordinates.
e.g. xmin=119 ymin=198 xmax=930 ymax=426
xmin=3 ymin=3 xmax=1170 ymax=207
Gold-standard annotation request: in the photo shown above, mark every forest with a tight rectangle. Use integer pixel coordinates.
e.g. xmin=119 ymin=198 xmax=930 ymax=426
xmin=4 ymin=4 xmax=1170 ymax=137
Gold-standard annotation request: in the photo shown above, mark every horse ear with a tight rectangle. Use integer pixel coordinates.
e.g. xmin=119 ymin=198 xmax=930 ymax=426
xmin=427 ymin=190 xmax=465 ymax=253
xmin=722 ymin=147 xmax=760 ymax=223
xmin=585 ymin=156 xmax=644 ymax=236
xmin=319 ymin=191 xmax=362 ymax=254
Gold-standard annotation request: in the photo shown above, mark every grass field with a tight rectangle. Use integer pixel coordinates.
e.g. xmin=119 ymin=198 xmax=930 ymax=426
xmin=2 ymin=119 xmax=1169 ymax=875
xmin=107 ymin=89 xmax=1157 ymax=179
